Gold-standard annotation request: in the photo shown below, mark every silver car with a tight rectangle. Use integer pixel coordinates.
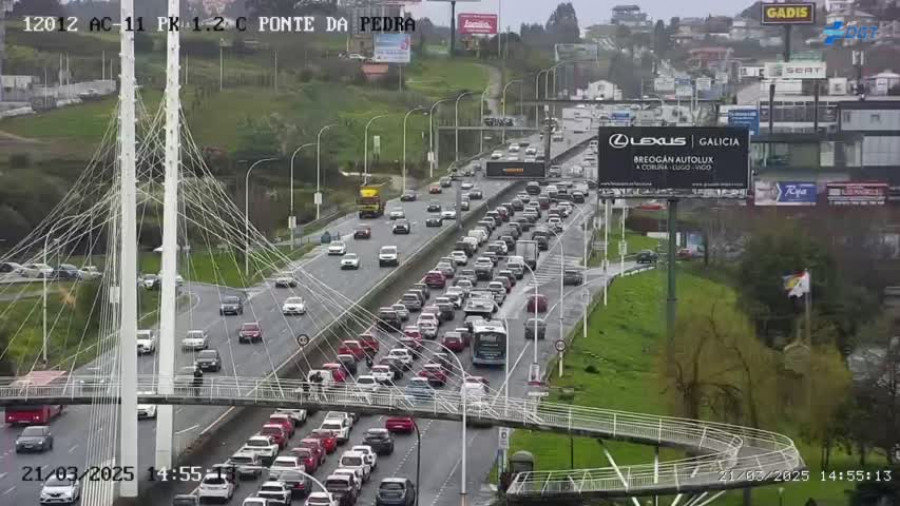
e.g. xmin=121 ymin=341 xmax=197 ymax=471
xmin=181 ymin=330 xmax=209 ymax=350
xmin=40 ymin=473 xmax=81 ymax=504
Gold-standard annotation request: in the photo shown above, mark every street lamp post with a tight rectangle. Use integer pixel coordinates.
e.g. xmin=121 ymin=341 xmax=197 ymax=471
xmin=412 ymin=419 xmax=422 ymax=506
xmin=501 ymin=79 xmax=522 ymax=144
xmin=534 ymin=70 xmax=548 ymax=129
xmin=519 ymin=262 xmax=542 ymax=374
xmin=289 ymin=143 xmax=315 ymax=250
xmin=429 ymin=98 xmax=453 ymax=180
xmin=479 ymin=86 xmax=490 ymax=154
xmin=364 ymin=114 xmax=392 ymax=185
xmin=455 ymin=92 xmax=475 ymax=162
xmin=403 ymin=107 xmax=426 ymax=195
xmin=244 ymin=157 xmax=278 ymax=276
xmin=316 ymin=124 xmax=336 ymax=221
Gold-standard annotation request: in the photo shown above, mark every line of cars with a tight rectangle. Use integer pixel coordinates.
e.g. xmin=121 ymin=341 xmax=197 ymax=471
xmin=0 ymin=261 xmax=102 ymax=280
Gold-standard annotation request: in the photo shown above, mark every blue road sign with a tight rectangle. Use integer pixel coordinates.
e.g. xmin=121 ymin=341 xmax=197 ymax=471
xmin=728 ymin=109 xmax=760 ymax=136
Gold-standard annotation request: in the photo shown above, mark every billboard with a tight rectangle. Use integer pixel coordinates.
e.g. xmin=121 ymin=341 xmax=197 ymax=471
xmin=754 ymin=181 xmax=817 ymax=206
xmin=696 ymin=77 xmax=713 ymax=91
xmin=654 ymin=77 xmax=675 ymax=92
xmin=596 ymin=127 xmax=750 ymax=190
xmin=826 ymin=182 xmax=888 ymax=206
xmin=485 ymin=161 xmax=546 ymax=178
xmin=458 ymin=13 xmax=497 ymax=35
xmin=374 ymin=34 xmax=411 ymax=63
xmin=764 ymin=61 xmax=827 ymax=80
xmin=727 ymin=109 xmax=760 ymax=136
xmin=675 ymin=77 xmax=692 ymax=97
xmin=554 ymin=43 xmax=600 ymax=63
xmin=761 ymin=2 xmax=816 ymax=24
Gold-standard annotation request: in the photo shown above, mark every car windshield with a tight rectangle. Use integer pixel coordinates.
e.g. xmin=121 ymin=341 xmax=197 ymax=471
xmin=44 ymin=475 xmax=74 ymax=487
xmin=382 ymin=247 xmax=397 ymax=254
xmin=358 ymin=376 xmax=375 ymax=385
xmin=197 ymin=351 xmax=217 ymax=359
xmin=22 ymin=427 xmax=45 ymax=437
xmin=321 ymin=423 xmax=342 ymax=431
xmin=285 ymin=297 xmax=303 ymax=304
xmin=342 ymin=456 xmax=364 ymax=466
xmin=345 ymin=254 xmax=358 ymax=259
xmin=261 ymin=485 xmax=285 ymax=492
xmin=241 ymin=324 xmax=259 ymax=331
xmin=246 ymin=439 xmax=269 ymax=447
xmin=222 ymin=297 xmax=239 ymax=304
xmin=203 ymin=475 xmax=226 ymax=485
xmin=230 ymin=455 xmax=254 ymax=464
xmin=187 ymin=331 xmax=204 ymax=339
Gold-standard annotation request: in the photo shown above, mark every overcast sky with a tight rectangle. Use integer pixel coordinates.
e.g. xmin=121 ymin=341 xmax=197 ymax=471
xmin=407 ymin=0 xmax=749 ymax=31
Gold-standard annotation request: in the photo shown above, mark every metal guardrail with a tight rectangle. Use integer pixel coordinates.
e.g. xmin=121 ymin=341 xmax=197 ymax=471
xmin=0 ymin=374 xmax=803 ymax=497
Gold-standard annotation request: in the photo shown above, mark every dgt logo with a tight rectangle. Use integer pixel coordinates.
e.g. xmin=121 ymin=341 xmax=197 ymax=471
xmin=824 ymin=21 xmax=879 ymax=46
xmin=608 ymin=134 xmax=687 ymax=149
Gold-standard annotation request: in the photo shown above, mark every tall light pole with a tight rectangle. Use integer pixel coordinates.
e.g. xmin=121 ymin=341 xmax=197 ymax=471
xmin=402 ymin=106 xmax=426 ymax=195
xmin=364 ymin=114 xmax=392 ymax=185
xmin=429 ymin=98 xmax=453 ymax=179
xmin=289 ymin=143 xmax=315 ymax=250
xmin=534 ymin=70 xmax=547 ymax=129
xmin=520 ymin=262 xmax=541 ymax=376
xmin=479 ymin=86 xmax=490 ymax=154
xmin=244 ymin=157 xmax=278 ymax=276
xmin=316 ymin=124 xmax=336 ymax=220
xmin=501 ymin=79 xmax=522 ymax=144
xmin=455 ymin=91 xmax=475 ymax=162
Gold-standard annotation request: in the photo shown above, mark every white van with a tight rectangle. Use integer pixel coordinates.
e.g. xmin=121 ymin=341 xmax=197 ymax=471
xmin=462 ymin=236 xmax=479 ymax=253
xmin=468 ymin=229 xmax=488 ymax=245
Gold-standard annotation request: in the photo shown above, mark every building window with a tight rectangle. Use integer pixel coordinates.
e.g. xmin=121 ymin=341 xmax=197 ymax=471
xmin=843 ymin=112 xmax=852 ymax=124
xmin=870 ymin=113 xmax=882 ymax=123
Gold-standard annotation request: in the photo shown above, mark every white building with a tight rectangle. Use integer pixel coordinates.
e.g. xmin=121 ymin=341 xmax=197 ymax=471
xmin=582 ymin=80 xmax=622 ymax=100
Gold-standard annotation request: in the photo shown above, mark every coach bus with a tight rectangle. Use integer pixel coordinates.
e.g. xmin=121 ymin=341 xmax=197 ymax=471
xmin=471 ymin=320 xmax=508 ymax=367
xmin=4 ymin=370 xmax=67 ymax=425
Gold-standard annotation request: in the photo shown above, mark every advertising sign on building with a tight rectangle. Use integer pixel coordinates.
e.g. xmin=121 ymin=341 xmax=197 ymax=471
xmin=740 ymin=66 xmax=764 ymax=78
xmin=765 ymin=61 xmax=827 ymax=80
xmin=727 ymin=109 xmax=760 ymax=136
xmin=596 ymin=127 xmax=750 ymax=190
xmin=554 ymin=43 xmax=600 ymax=63
xmin=696 ymin=77 xmax=713 ymax=91
xmin=485 ymin=161 xmax=546 ymax=178
xmin=374 ymin=34 xmax=411 ymax=63
xmin=675 ymin=77 xmax=693 ymax=97
xmin=761 ymin=2 xmax=816 ymax=24
xmin=827 ymin=182 xmax=888 ymax=206
xmin=458 ymin=13 xmax=498 ymax=35
xmin=754 ymin=181 xmax=817 ymax=206
xmin=654 ymin=77 xmax=675 ymax=92
xmin=828 ymin=77 xmax=849 ymax=95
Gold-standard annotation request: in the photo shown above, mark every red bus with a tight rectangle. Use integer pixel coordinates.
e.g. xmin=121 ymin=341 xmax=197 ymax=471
xmin=4 ymin=371 xmax=67 ymax=425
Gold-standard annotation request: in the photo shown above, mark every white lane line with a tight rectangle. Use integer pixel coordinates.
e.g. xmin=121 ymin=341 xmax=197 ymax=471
xmin=68 ymin=444 xmax=79 ymax=454
xmin=175 ymin=424 xmax=200 ymax=435
xmin=175 ymin=407 xmax=183 ymax=414
xmin=2 ymin=486 xmax=14 ymax=495
xmin=0 ymin=472 xmax=7 ymax=481
xmin=428 ymin=431 xmax=481 ymax=506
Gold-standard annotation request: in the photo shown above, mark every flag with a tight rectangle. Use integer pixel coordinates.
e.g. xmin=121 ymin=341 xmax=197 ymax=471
xmin=783 ymin=270 xmax=810 ymax=298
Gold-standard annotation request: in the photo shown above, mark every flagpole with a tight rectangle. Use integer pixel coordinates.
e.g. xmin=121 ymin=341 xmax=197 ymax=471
xmin=805 ymin=268 xmax=811 ymax=345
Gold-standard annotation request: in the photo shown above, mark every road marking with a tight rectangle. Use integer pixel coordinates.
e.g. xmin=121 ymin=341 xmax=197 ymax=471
xmin=175 ymin=407 xmax=183 ymax=414
xmin=68 ymin=444 xmax=79 ymax=453
xmin=0 ymin=472 xmax=7 ymax=481
xmin=2 ymin=486 xmax=14 ymax=495
xmin=175 ymin=424 xmax=200 ymax=435
xmin=428 ymin=431 xmax=481 ymax=506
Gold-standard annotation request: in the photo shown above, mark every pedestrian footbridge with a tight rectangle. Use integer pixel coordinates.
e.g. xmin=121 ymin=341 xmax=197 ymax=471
xmin=0 ymin=375 xmax=803 ymax=500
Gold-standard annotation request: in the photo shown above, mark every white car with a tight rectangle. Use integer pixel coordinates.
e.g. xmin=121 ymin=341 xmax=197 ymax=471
xmin=181 ymin=330 xmax=208 ymax=351
xmin=241 ymin=435 xmax=278 ymax=463
xmin=525 ymin=146 xmax=537 ymax=155
xmin=39 ymin=473 xmax=81 ymax=504
xmin=77 ymin=266 xmax=101 ymax=279
xmin=324 ymin=411 xmax=354 ymax=429
xmin=243 ymin=497 xmax=270 ymax=506
xmin=387 ymin=348 xmax=414 ymax=369
xmin=351 ymin=445 xmax=378 ymax=470
xmin=282 ymin=296 xmax=307 ymax=315
xmin=275 ymin=407 xmax=308 ymax=425
xmin=417 ymin=313 xmax=440 ymax=328
xmin=22 ymin=263 xmax=54 ymax=278
xmin=450 ymin=251 xmax=468 ymax=266
xmin=508 ymin=144 xmax=520 ymax=153
xmin=441 ymin=209 xmax=457 ymax=220
xmin=490 ymin=151 xmax=502 ymax=160
xmin=228 ymin=450 xmax=264 ymax=479
xmin=137 ymin=402 xmax=157 ymax=419
xmin=328 ymin=241 xmax=347 ymax=256
xmin=157 ymin=272 xmax=184 ymax=285
xmin=197 ymin=472 xmax=235 ymax=502
xmin=339 ymin=450 xmax=372 ymax=482
xmin=341 ymin=253 xmax=360 ymax=270
xmin=257 ymin=481 xmax=292 ymax=505
xmin=320 ymin=418 xmax=351 ymax=444
xmin=331 ymin=468 xmax=364 ymax=492
xmin=506 ymin=155 xmax=519 ymax=161
xmin=270 ymin=455 xmax=305 ymax=473
xmin=418 ymin=320 xmax=438 ymax=339
xmin=136 ymin=329 xmax=157 ymax=354
xmin=371 ymin=365 xmax=394 ymax=384
xmin=379 ymin=246 xmax=399 ymax=267
xmin=389 ymin=208 xmax=405 ymax=220
xmin=356 ymin=375 xmax=381 ymax=392
xmin=305 ymin=491 xmax=339 ymax=506
xmin=274 ymin=272 xmax=297 ymax=288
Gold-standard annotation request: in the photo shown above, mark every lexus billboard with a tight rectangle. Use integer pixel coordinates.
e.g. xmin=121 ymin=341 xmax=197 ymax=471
xmin=596 ymin=127 xmax=750 ymax=190
xmin=485 ymin=161 xmax=545 ymax=178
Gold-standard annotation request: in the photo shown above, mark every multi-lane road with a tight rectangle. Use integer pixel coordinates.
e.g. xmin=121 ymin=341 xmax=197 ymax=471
xmin=1 ymin=125 xmax=598 ymax=504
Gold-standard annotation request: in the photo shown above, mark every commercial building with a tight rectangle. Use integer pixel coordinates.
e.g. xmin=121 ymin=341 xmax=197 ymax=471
xmin=610 ymin=4 xmax=652 ymax=32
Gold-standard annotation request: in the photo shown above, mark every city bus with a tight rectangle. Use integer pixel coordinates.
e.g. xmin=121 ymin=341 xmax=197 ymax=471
xmin=4 ymin=370 xmax=67 ymax=425
xmin=471 ymin=320 xmax=508 ymax=367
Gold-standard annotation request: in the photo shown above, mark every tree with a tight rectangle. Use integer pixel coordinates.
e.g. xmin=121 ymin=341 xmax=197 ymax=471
xmin=545 ymin=3 xmax=580 ymax=44
xmin=852 ymin=337 xmax=900 ymax=465
xmin=653 ymin=20 xmax=670 ymax=56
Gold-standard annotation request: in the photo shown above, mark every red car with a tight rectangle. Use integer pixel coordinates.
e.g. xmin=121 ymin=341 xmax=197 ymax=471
xmin=526 ymin=294 xmax=548 ymax=313
xmin=260 ymin=424 xmax=287 ymax=449
xmin=238 ymin=322 xmax=263 ymax=343
xmin=496 ymin=207 xmax=509 ymax=221
xmin=429 ymin=185 xmax=442 ymax=194
xmin=403 ymin=327 xmax=423 ymax=347
xmin=338 ymin=340 xmax=367 ymax=360
xmin=465 ymin=375 xmax=489 ymax=387
xmin=400 ymin=335 xmax=423 ymax=352
xmin=385 ymin=416 xmax=415 ymax=433
xmin=310 ymin=429 xmax=338 ymax=453
xmin=322 ymin=363 xmax=348 ymax=383
xmin=354 ymin=225 xmax=372 ymax=239
xmin=418 ymin=364 xmax=448 ymax=387
xmin=441 ymin=332 xmax=465 ymax=352
xmin=289 ymin=446 xmax=320 ymax=473
xmin=358 ymin=333 xmax=380 ymax=355
xmin=424 ymin=270 xmax=446 ymax=289
xmin=267 ymin=414 xmax=295 ymax=438
xmin=298 ymin=438 xmax=327 ymax=465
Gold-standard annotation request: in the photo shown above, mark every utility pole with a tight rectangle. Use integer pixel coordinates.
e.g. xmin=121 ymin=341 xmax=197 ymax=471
xmin=666 ymin=199 xmax=678 ymax=343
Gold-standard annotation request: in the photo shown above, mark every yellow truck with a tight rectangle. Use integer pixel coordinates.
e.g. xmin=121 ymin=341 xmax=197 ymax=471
xmin=357 ymin=185 xmax=385 ymax=218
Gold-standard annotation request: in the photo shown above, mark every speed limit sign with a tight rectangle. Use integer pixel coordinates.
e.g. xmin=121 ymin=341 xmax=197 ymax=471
xmin=296 ymin=333 xmax=310 ymax=347
xmin=554 ymin=340 xmax=567 ymax=353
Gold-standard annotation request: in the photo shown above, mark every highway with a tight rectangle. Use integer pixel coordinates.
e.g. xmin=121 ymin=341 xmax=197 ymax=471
xmin=1 ymin=123 xmax=597 ymax=504
xmin=140 ymin=142 xmax=627 ymax=506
